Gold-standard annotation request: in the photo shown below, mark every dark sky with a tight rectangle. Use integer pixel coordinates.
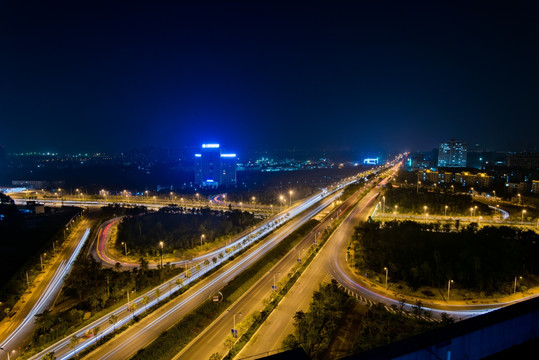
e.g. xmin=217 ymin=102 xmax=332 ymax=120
xmin=1 ymin=1 xmax=538 ymax=154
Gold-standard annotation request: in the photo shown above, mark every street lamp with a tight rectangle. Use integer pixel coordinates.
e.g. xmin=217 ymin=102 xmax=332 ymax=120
xmin=289 ymin=190 xmax=293 ymax=208
xmin=444 ymin=205 xmax=448 ymax=217
xmin=382 ymin=196 xmax=385 ymax=213
xmin=271 ymin=271 xmax=280 ymax=291
xmin=227 ymin=310 xmax=242 ymax=338
xmin=423 ymin=206 xmax=427 ymax=222
xmin=514 ymin=276 xmax=522 ymax=294
xmin=383 ymin=267 xmax=388 ymax=290
xmin=518 ymin=193 xmax=521 ymax=205
xmin=200 ymin=234 xmax=205 ymax=248
xmin=121 ymin=242 xmax=127 ymax=257
xmin=279 ymin=195 xmax=284 ymax=211
xmin=522 ymin=209 xmax=526 ymax=224
xmin=447 ymin=279 xmax=454 ymax=301
xmin=159 ymin=241 xmax=164 ymax=268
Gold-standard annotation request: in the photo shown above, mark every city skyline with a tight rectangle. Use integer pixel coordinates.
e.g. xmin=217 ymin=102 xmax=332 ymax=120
xmin=1 ymin=2 xmax=538 ymax=154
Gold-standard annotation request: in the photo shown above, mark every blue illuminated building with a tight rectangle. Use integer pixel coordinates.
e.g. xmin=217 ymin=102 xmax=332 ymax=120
xmin=195 ymin=144 xmax=237 ymax=187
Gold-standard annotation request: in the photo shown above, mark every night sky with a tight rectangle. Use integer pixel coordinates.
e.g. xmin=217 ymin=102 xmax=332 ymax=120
xmin=1 ymin=2 xmax=538 ymax=154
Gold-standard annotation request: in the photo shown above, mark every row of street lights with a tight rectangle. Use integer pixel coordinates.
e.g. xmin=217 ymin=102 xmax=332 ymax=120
xmin=56 ymin=188 xmax=297 ymax=211
xmin=382 ymin=267 xmax=525 ymax=300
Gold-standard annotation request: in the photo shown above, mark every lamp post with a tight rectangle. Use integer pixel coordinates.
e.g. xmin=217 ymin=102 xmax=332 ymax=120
xmin=227 ymin=310 xmax=242 ymax=338
xmin=447 ymin=279 xmax=454 ymax=301
xmin=444 ymin=205 xmax=448 ymax=217
xmin=279 ymin=195 xmax=284 ymax=211
xmin=383 ymin=267 xmax=388 ymax=290
xmin=522 ymin=209 xmax=526 ymax=224
xmin=271 ymin=271 xmax=280 ymax=291
xmin=423 ymin=206 xmax=427 ymax=222
xmin=200 ymin=234 xmax=205 ymax=248
xmin=159 ymin=241 xmax=164 ymax=268
xmin=121 ymin=242 xmax=127 ymax=257
xmin=514 ymin=276 xmax=522 ymax=294
xmin=382 ymin=196 xmax=385 ymax=213
xmin=289 ymin=190 xmax=293 ymax=208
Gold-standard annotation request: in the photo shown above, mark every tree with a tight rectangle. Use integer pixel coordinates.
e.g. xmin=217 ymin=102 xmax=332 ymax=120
xmin=175 ymin=278 xmax=183 ymax=289
xmin=41 ymin=352 xmax=56 ymax=360
xmin=93 ymin=325 xmax=100 ymax=344
xmin=69 ymin=335 xmax=79 ymax=354
xmin=209 ymin=353 xmax=222 ymax=360
xmin=141 ymin=296 xmax=149 ymax=312
xmin=155 ymin=288 xmax=161 ymax=301
xmin=109 ymin=314 xmax=118 ymax=331
xmin=282 ymin=334 xmax=299 ymax=350
xmin=130 ymin=302 xmax=138 ymax=320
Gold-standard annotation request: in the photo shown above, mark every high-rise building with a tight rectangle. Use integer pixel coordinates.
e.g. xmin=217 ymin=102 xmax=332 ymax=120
xmin=507 ymin=153 xmax=539 ymax=169
xmin=438 ymin=140 xmax=467 ymax=168
xmin=195 ymin=144 xmax=237 ymax=187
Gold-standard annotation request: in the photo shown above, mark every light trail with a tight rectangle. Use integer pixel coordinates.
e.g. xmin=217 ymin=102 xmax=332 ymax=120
xmin=29 ymin=188 xmax=346 ymax=360
xmin=1 ymin=229 xmax=90 ymax=351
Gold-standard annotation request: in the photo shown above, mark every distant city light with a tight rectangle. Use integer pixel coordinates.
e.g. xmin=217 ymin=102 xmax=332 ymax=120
xmin=195 ymin=154 xmax=202 ymax=157
xmin=363 ymin=158 xmax=379 ymax=165
xmin=221 ymin=153 xmax=236 ymax=158
xmin=202 ymin=144 xmax=220 ymax=148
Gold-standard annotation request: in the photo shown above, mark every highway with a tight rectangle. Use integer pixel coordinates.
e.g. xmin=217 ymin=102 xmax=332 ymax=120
xmin=176 ymin=164 xmax=400 ymax=359
xmin=173 ymin=195 xmax=346 ymax=359
xmin=89 ymin=185 xmax=337 ymax=270
xmin=0 ymin=217 xmax=91 ymax=360
xmin=27 ymin=174 xmax=363 ymax=360
xmin=12 ymin=197 xmax=272 ymax=215
xmin=78 ymin=192 xmax=343 ymax=360
xmin=235 ymin=161 xmax=518 ymax=358
xmin=235 ymin=171 xmax=386 ymax=358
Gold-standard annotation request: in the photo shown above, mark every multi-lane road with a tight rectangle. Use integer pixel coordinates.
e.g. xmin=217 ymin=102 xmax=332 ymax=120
xmin=2 ymin=160 xmax=395 ymax=360
xmin=0 ymin=217 xmax=91 ymax=360
xmin=26 ymin=172 xmax=368 ymax=360
xmin=235 ymin=162 xmax=530 ymax=358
